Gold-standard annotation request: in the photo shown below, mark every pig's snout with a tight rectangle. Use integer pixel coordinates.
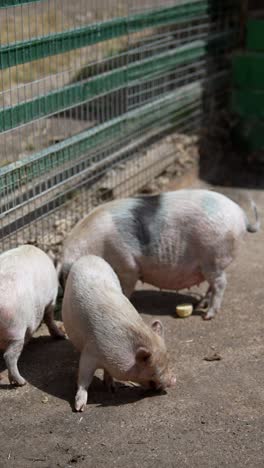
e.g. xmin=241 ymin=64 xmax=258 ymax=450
xmin=148 ymin=373 xmax=176 ymax=392
xmin=160 ymin=373 xmax=177 ymax=391
xmin=159 ymin=372 xmax=177 ymax=391
xmin=168 ymin=374 xmax=177 ymax=388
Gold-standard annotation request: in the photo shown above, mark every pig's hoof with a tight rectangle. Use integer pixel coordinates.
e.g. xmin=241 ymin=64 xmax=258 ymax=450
xmin=196 ymin=299 xmax=209 ymax=312
xmin=104 ymin=378 xmax=116 ymax=393
xmin=75 ymin=403 xmax=85 ymax=412
xmin=107 ymin=381 xmax=116 ymax=393
xmin=51 ymin=326 xmax=66 ymax=339
xmin=75 ymin=400 xmax=86 ymax=412
xmin=103 ymin=371 xmax=116 ymax=393
xmin=55 ymin=331 xmax=66 ymax=340
xmin=75 ymin=390 xmax=87 ymax=412
xmin=202 ymin=311 xmax=215 ymax=320
xmin=9 ymin=375 xmax=26 ymax=386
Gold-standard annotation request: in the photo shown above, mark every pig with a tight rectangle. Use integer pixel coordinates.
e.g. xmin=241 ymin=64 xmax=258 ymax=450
xmin=62 ymin=255 xmax=176 ymax=412
xmin=59 ymin=189 xmax=260 ymax=320
xmin=0 ymin=245 xmax=64 ymax=386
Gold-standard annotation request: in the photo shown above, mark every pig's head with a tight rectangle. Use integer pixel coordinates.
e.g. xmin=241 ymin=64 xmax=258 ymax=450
xmin=128 ymin=320 xmax=176 ymax=391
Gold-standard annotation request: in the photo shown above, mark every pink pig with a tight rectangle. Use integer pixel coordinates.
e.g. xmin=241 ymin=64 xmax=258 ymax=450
xmin=62 ymin=255 xmax=176 ymax=412
xmin=0 ymin=245 xmax=64 ymax=386
xmin=60 ymin=189 xmax=259 ymax=320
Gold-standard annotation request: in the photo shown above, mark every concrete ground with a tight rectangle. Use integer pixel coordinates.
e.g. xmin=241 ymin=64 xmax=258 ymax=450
xmin=1 ymin=166 xmax=264 ymax=467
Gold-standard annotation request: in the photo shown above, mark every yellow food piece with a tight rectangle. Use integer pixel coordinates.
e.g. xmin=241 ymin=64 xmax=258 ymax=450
xmin=176 ymin=304 xmax=193 ymax=318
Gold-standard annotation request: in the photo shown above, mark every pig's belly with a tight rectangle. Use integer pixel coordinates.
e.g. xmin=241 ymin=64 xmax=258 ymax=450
xmin=0 ymin=327 xmax=14 ymax=350
xmin=0 ymin=310 xmax=17 ymax=349
xmin=0 ymin=337 xmax=8 ymax=350
xmin=140 ymin=262 xmax=205 ymax=290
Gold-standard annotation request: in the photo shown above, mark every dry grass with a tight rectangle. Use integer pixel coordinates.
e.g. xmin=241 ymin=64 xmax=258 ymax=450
xmin=0 ymin=8 xmax=74 ymax=91
xmin=0 ymin=0 xmax=155 ymax=97
xmin=0 ymin=2 xmax=129 ymax=93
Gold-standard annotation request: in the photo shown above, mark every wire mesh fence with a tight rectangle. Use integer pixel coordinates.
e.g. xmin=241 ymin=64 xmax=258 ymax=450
xmin=0 ymin=0 xmax=239 ymax=255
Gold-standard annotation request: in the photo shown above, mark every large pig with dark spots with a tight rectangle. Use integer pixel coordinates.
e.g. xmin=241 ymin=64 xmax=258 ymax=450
xmin=59 ymin=189 xmax=260 ymax=320
xmin=0 ymin=245 xmax=64 ymax=386
xmin=62 ymin=255 xmax=176 ymax=412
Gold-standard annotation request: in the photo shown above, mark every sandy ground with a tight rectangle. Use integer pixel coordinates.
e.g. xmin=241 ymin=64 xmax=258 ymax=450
xmin=1 ymin=155 xmax=264 ymax=467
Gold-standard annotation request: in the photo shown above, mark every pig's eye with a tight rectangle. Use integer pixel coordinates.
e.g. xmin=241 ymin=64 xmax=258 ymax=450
xmin=149 ymin=380 xmax=156 ymax=390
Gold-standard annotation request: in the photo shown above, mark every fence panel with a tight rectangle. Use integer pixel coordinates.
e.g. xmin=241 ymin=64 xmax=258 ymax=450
xmin=0 ymin=0 xmax=239 ymax=253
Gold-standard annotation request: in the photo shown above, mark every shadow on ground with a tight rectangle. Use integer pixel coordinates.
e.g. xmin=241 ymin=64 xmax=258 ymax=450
xmin=131 ymin=289 xmax=203 ymax=317
xmin=0 ymin=288 xmax=189 ymax=410
xmin=0 ymin=335 xmax=157 ymax=410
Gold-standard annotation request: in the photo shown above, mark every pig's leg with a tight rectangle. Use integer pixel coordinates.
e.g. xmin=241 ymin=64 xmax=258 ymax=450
xmin=43 ymin=303 xmax=65 ymax=339
xmin=196 ymin=286 xmax=212 ymax=310
xmin=202 ymin=271 xmax=227 ymax=320
xmin=75 ymin=349 xmax=97 ymax=412
xmin=4 ymin=339 xmax=26 ymax=386
xmin=120 ymin=270 xmax=139 ymax=298
xmin=122 ymin=279 xmax=137 ymax=298
xmin=103 ymin=369 xmax=116 ymax=392
xmin=115 ymin=256 xmax=139 ymax=298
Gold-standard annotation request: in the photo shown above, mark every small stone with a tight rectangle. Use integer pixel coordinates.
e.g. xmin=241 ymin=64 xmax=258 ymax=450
xmin=204 ymin=352 xmax=222 ymax=362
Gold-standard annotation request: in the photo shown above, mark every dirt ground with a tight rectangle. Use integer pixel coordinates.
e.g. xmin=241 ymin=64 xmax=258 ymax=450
xmin=1 ymin=150 xmax=264 ymax=467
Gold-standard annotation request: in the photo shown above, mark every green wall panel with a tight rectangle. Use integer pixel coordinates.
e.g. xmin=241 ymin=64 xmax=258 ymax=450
xmin=232 ymin=89 xmax=264 ymax=118
xmin=247 ymin=19 xmax=264 ymax=51
xmin=232 ymin=53 xmax=264 ymax=89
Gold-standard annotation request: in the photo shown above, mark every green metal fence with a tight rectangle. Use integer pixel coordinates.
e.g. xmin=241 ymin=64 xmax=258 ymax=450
xmin=0 ymin=0 xmax=239 ymax=253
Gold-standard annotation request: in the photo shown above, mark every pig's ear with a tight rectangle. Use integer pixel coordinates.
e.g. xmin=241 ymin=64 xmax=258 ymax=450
xmin=136 ymin=347 xmax=151 ymax=363
xmin=151 ymin=320 xmax=164 ymax=337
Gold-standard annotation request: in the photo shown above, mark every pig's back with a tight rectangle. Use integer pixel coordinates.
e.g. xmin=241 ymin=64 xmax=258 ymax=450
xmin=62 ymin=255 xmax=143 ymax=353
xmin=111 ymin=190 xmax=246 ymax=249
xmin=0 ymin=245 xmax=58 ymax=326
xmin=159 ymin=190 xmax=247 ymax=239
xmin=64 ymin=191 xmax=246 ymax=259
xmin=158 ymin=189 xmax=245 ymax=252
xmin=61 ymin=202 xmax=122 ymax=278
xmin=0 ymin=245 xmax=58 ymax=307
xmin=62 ymin=256 xmax=120 ymax=350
